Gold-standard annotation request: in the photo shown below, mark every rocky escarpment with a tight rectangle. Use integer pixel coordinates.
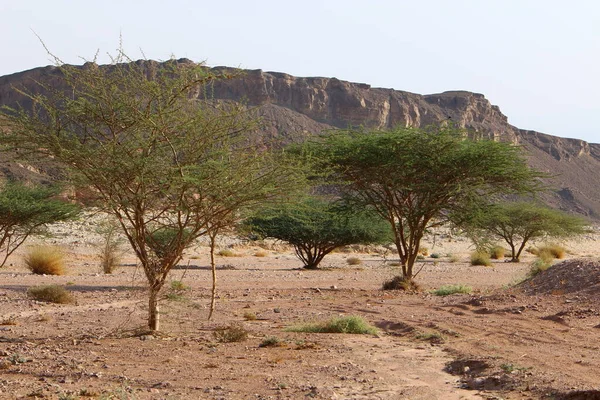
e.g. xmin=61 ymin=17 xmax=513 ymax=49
xmin=1 ymin=62 xmax=599 ymax=218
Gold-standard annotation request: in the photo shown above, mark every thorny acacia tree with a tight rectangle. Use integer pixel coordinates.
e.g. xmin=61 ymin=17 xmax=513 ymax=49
xmin=457 ymin=202 xmax=588 ymax=262
xmin=305 ymin=126 xmax=544 ymax=282
xmin=1 ymin=52 xmax=300 ymax=330
xmin=246 ymin=197 xmax=391 ymax=269
xmin=0 ymin=182 xmax=79 ymax=267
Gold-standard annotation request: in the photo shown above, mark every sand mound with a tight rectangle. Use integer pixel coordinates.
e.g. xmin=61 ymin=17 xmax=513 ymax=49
xmin=519 ymin=258 xmax=600 ymax=298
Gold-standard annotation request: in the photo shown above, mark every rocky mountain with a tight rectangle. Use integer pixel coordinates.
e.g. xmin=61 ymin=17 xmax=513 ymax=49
xmin=1 ymin=62 xmax=599 ymax=219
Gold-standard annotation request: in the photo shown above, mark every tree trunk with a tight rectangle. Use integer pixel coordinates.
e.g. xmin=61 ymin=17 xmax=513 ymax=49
xmin=208 ymin=231 xmax=218 ymax=320
xmin=148 ymin=288 xmax=160 ymax=331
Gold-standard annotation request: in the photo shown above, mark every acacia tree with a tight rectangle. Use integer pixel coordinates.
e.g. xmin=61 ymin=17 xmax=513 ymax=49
xmin=1 ymin=52 xmax=300 ymax=330
xmin=245 ymin=197 xmax=391 ymax=269
xmin=457 ymin=202 xmax=588 ymax=262
xmin=305 ymin=126 xmax=543 ymax=282
xmin=0 ymin=182 xmax=79 ymax=266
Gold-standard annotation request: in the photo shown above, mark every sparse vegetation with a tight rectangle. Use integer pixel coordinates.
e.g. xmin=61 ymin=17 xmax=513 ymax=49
xmin=382 ymin=275 xmax=421 ymax=291
xmin=415 ymin=331 xmax=446 ymax=344
xmin=470 ymin=251 xmax=491 ymax=266
xmin=346 ymin=256 xmax=362 ymax=265
xmin=447 ymin=254 xmax=460 ymax=263
xmin=253 ymin=250 xmax=268 ymax=257
xmin=97 ymin=220 xmax=124 ymax=274
xmin=27 ymin=285 xmax=74 ymax=304
xmin=213 ymin=324 xmax=249 ymax=343
xmin=489 ymin=245 xmax=506 ymax=260
xmin=433 ymin=284 xmax=472 ymax=296
xmin=536 ymin=243 xmax=566 ymax=259
xmin=430 ymin=253 xmax=441 ymax=259
xmin=243 ymin=311 xmax=257 ymax=321
xmin=527 ymin=255 xmax=554 ymax=277
xmin=24 ymin=246 xmax=66 ymax=275
xmin=218 ymin=249 xmax=238 ymax=257
xmin=286 ymin=315 xmax=378 ymax=335
xmin=259 ymin=336 xmax=285 ymax=347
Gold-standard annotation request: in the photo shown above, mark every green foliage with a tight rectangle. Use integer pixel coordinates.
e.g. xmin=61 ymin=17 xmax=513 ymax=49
xmin=28 ymin=285 xmax=74 ymax=304
xmin=245 ymin=197 xmax=391 ymax=269
xmin=25 ymin=246 xmax=66 ymax=275
xmin=0 ymin=182 xmax=78 ymax=267
xmin=433 ymin=284 xmax=472 ymax=296
xmin=303 ymin=125 xmax=543 ymax=279
xmin=458 ymin=202 xmax=587 ymax=262
xmin=1 ymin=49 xmax=304 ymax=330
xmin=286 ymin=315 xmax=378 ymax=335
xmin=470 ymin=251 xmax=492 ymax=266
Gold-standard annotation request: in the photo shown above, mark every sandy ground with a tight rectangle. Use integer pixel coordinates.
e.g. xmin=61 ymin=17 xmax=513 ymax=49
xmin=0 ymin=216 xmax=599 ymax=399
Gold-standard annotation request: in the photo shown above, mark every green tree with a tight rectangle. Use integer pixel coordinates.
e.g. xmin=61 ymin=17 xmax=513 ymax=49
xmin=245 ymin=197 xmax=391 ymax=269
xmin=304 ymin=126 xmax=543 ymax=282
xmin=1 ymin=51 xmax=300 ymax=330
xmin=0 ymin=182 xmax=79 ymax=267
xmin=458 ymin=202 xmax=588 ymax=262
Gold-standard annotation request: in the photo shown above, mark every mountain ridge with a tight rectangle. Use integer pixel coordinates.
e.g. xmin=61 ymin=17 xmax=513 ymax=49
xmin=1 ymin=62 xmax=599 ymax=219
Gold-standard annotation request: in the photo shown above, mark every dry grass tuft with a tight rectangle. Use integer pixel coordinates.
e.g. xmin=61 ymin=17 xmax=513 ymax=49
xmin=253 ymin=250 xmax=268 ymax=257
xmin=382 ymin=276 xmax=421 ymax=291
xmin=25 ymin=246 xmax=66 ymax=275
xmin=27 ymin=285 xmax=75 ymax=304
xmin=213 ymin=323 xmax=249 ymax=343
xmin=489 ymin=245 xmax=506 ymax=260
xmin=346 ymin=257 xmax=362 ymax=266
xmin=218 ymin=249 xmax=239 ymax=257
xmin=470 ymin=251 xmax=491 ymax=266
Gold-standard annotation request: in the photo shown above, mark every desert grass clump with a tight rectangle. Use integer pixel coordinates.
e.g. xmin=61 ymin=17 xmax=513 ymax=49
xmin=259 ymin=336 xmax=285 ymax=348
xmin=217 ymin=249 xmax=238 ymax=257
xmin=447 ymin=254 xmax=460 ymax=263
xmin=527 ymin=254 xmax=554 ymax=278
xmin=470 ymin=251 xmax=491 ymax=266
xmin=213 ymin=323 xmax=249 ymax=343
xmin=25 ymin=246 xmax=65 ymax=275
xmin=489 ymin=245 xmax=506 ymax=260
xmin=27 ymin=285 xmax=75 ymax=304
xmin=537 ymin=243 xmax=566 ymax=259
xmin=286 ymin=315 xmax=377 ymax=335
xmin=253 ymin=250 xmax=268 ymax=257
xmin=418 ymin=247 xmax=429 ymax=256
xmin=97 ymin=221 xmax=123 ymax=274
xmin=433 ymin=284 xmax=472 ymax=296
xmin=382 ymin=276 xmax=421 ymax=291
xmin=346 ymin=256 xmax=362 ymax=266
xmin=243 ymin=311 xmax=257 ymax=321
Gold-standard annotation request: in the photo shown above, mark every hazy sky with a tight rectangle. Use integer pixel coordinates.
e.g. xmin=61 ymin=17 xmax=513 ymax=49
xmin=2 ymin=1 xmax=599 ymax=143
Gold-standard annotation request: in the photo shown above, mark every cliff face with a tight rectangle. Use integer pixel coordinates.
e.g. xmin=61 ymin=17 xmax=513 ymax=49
xmin=1 ymin=63 xmax=599 ymax=219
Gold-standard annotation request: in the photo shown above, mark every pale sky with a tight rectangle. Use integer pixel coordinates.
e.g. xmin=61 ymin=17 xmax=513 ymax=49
xmin=1 ymin=0 xmax=599 ymax=143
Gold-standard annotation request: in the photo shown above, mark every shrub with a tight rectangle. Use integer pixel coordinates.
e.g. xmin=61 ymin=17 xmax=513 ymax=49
xmin=418 ymin=247 xmax=429 ymax=256
xmin=489 ymin=245 xmax=506 ymax=260
xmin=416 ymin=254 xmax=425 ymax=260
xmin=433 ymin=284 xmax=472 ymax=296
xmin=382 ymin=276 xmax=421 ymax=291
xmin=213 ymin=323 xmax=249 ymax=343
xmin=527 ymin=255 xmax=553 ymax=277
xmin=253 ymin=250 xmax=268 ymax=257
xmin=218 ymin=249 xmax=237 ymax=257
xmin=98 ymin=222 xmax=123 ymax=274
xmin=430 ymin=253 xmax=441 ymax=259
xmin=243 ymin=311 xmax=257 ymax=321
xmin=25 ymin=246 xmax=65 ymax=275
xmin=259 ymin=336 xmax=285 ymax=347
xmin=28 ymin=285 xmax=74 ymax=304
xmin=170 ymin=280 xmax=188 ymax=291
xmin=415 ymin=331 xmax=445 ymax=344
xmin=470 ymin=251 xmax=491 ymax=266
xmin=447 ymin=254 xmax=460 ymax=263
xmin=346 ymin=257 xmax=362 ymax=265
xmin=538 ymin=243 xmax=566 ymax=259
xmin=286 ymin=315 xmax=377 ymax=335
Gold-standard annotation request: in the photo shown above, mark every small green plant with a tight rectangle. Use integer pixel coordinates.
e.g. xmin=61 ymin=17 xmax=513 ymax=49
xmin=25 ymin=246 xmax=66 ymax=275
xmin=27 ymin=285 xmax=75 ymax=304
xmin=213 ymin=323 xmax=249 ymax=343
xmin=489 ymin=245 xmax=506 ymax=260
xmin=527 ymin=255 xmax=553 ymax=277
xmin=170 ymin=280 xmax=188 ymax=291
xmin=346 ymin=256 xmax=362 ymax=265
xmin=433 ymin=284 xmax=472 ymax=296
xmin=430 ymin=253 xmax=441 ymax=259
xmin=416 ymin=254 xmax=425 ymax=260
xmin=243 ymin=311 xmax=257 ymax=321
xmin=286 ymin=315 xmax=377 ymax=335
xmin=259 ymin=336 xmax=285 ymax=347
xmin=470 ymin=251 xmax=491 ymax=266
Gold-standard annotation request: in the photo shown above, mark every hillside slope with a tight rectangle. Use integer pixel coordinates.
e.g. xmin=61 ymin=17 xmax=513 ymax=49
xmin=1 ymin=62 xmax=599 ymax=218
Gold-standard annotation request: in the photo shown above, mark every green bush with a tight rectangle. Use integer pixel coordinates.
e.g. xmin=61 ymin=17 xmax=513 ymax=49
xmin=470 ymin=251 xmax=491 ymax=266
xmin=286 ymin=315 xmax=377 ymax=335
xmin=28 ymin=285 xmax=75 ymax=304
xmin=25 ymin=246 xmax=66 ymax=275
xmin=433 ymin=284 xmax=472 ymax=296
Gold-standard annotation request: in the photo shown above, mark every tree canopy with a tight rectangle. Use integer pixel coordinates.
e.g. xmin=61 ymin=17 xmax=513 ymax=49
xmin=302 ymin=125 xmax=544 ymax=280
xmin=457 ymin=202 xmax=589 ymax=262
xmin=245 ymin=197 xmax=391 ymax=269
xmin=0 ymin=52 xmax=302 ymax=330
xmin=0 ymin=182 xmax=79 ymax=267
